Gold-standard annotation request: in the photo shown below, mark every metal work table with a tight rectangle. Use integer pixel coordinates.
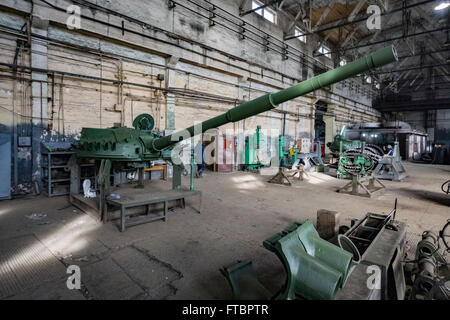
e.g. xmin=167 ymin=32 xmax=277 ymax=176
xmin=106 ymin=188 xmax=201 ymax=232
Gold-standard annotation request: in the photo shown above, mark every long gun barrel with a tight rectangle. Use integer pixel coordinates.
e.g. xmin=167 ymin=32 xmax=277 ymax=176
xmin=75 ymin=46 xmax=397 ymax=162
xmin=150 ymin=45 xmax=397 ymax=152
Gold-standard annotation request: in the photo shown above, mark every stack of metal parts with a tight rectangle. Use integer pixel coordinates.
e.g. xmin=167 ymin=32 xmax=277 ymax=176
xmin=337 ymin=201 xmax=407 ymax=300
xmin=407 ymin=225 xmax=450 ymax=300
xmin=221 ymin=201 xmax=407 ymax=300
xmin=263 ymin=220 xmax=356 ymax=300
xmin=373 ymin=142 xmax=407 ymax=181
xmin=221 ymin=220 xmax=357 ymax=300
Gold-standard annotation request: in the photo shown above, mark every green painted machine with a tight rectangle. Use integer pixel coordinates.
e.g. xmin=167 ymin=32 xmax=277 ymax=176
xmin=74 ymin=46 xmax=397 ymax=192
xmin=244 ymin=125 xmax=265 ymax=170
xmin=327 ymin=134 xmax=361 ymax=155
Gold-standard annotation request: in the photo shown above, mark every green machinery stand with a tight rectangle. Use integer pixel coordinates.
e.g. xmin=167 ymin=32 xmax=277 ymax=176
xmin=244 ymin=125 xmax=265 ymax=170
xmin=267 ymin=134 xmax=292 ymax=186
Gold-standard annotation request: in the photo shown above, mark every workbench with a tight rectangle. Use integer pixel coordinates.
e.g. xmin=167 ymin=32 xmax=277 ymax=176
xmin=106 ymin=188 xmax=201 ymax=232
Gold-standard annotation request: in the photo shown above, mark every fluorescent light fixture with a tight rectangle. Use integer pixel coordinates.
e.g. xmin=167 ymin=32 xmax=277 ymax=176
xmin=434 ymin=2 xmax=450 ymax=10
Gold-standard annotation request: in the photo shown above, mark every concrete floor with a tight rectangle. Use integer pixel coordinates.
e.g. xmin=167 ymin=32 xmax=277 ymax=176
xmin=0 ymin=162 xmax=448 ymax=300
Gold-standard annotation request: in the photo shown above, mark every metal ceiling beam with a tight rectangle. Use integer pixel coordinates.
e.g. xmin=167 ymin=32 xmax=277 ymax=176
xmin=348 ymin=0 xmax=367 ymax=22
xmin=313 ymin=0 xmax=338 ymax=29
xmin=374 ymin=0 xmax=388 ymax=11
xmin=315 ymin=26 xmax=450 ymax=56
xmin=299 ymin=0 xmax=437 ymax=36
xmin=278 ymin=0 xmax=287 ymax=10
xmin=287 ymin=6 xmax=304 ymax=32
xmin=373 ymin=62 xmax=449 ymax=75
xmin=335 ymin=0 xmax=367 ymax=50
xmin=280 ymin=3 xmax=311 ymax=39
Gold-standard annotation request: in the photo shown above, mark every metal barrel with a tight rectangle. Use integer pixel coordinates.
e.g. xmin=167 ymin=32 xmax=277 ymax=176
xmin=150 ymin=45 xmax=397 ymax=152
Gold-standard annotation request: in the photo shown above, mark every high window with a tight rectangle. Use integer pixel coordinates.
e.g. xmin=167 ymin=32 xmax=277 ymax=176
xmin=318 ymin=45 xmax=331 ymax=58
xmin=294 ymin=27 xmax=306 ymax=42
xmin=252 ymin=0 xmax=276 ymax=23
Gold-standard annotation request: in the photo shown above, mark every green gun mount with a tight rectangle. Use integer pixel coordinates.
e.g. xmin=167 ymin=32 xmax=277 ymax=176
xmin=74 ymin=46 xmax=398 ymax=189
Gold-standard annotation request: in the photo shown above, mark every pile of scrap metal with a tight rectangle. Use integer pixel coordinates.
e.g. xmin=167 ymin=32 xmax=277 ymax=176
xmin=414 ymin=146 xmax=450 ymax=165
xmin=221 ymin=201 xmax=409 ymax=300
xmin=404 ymin=220 xmax=450 ymax=300
xmin=430 ymin=146 xmax=450 ymax=165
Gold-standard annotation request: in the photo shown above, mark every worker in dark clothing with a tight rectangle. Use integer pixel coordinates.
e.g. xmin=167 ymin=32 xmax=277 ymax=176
xmin=194 ymin=141 xmax=205 ymax=177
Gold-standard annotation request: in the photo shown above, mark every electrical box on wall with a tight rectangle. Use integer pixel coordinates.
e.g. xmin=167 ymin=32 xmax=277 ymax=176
xmin=18 ymin=136 xmax=31 ymax=147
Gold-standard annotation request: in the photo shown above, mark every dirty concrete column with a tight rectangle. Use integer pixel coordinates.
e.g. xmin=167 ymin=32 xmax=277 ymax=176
xmin=323 ymin=104 xmax=336 ymax=154
xmin=165 ymin=56 xmax=179 ymax=131
xmin=166 ymin=93 xmax=176 ymax=130
xmin=31 ymin=16 xmax=49 ymax=191
xmin=310 ymin=102 xmax=316 ymax=141
xmin=235 ymin=76 xmax=247 ymax=169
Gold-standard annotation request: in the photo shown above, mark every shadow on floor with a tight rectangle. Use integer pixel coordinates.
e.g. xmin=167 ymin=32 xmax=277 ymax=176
xmin=397 ymin=188 xmax=450 ymax=207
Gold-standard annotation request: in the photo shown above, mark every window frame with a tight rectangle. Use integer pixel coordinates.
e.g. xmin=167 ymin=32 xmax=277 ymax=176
xmin=252 ymin=0 xmax=277 ymax=24
xmin=318 ymin=45 xmax=331 ymax=59
xmin=294 ymin=27 xmax=306 ymax=43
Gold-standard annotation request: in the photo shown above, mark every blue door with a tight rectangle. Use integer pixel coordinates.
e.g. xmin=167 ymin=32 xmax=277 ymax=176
xmin=0 ymin=114 xmax=11 ymax=199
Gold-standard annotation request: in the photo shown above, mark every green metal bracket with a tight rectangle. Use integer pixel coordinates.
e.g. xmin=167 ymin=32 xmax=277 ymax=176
xmin=263 ymin=220 xmax=356 ymax=300
xmin=172 ymin=164 xmax=183 ymax=190
xmin=190 ymin=152 xmax=195 ymax=190
xmin=220 ymin=260 xmax=272 ymax=300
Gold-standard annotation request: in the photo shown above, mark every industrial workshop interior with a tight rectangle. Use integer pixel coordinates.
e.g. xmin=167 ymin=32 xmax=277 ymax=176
xmin=0 ymin=0 xmax=450 ymax=309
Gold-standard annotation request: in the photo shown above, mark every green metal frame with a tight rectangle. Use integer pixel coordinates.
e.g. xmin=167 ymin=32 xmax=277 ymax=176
xmin=244 ymin=125 xmax=265 ymax=170
xmin=263 ymin=220 xmax=355 ymax=300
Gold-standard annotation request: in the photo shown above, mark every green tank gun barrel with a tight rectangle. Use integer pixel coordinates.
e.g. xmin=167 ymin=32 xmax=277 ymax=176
xmin=150 ymin=45 xmax=397 ymax=152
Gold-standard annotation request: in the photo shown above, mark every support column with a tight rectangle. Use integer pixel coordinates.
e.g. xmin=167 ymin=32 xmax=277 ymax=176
xmin=310 ymin=102 xmax=316 ymax=141
xmin=30 ymin=16 xmax=48 ymax=190
xmin=166 ymin=92 xmax=176 ymax=130
xmin=323 ymin=104 xmax=337 ymax=154
xmin=165 ymin=56 xmax=179 ymax=131
xmin=235 ymin=76 xmax=248 ymax=169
